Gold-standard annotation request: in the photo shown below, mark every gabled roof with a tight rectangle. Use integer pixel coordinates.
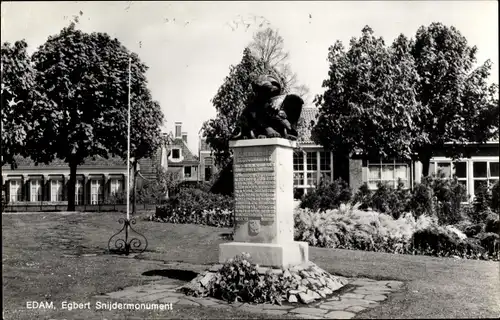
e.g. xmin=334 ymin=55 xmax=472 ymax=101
xmin=168 ymin=137 xmax=199 ymax=165
xmin=297 ymin=107 xmax=319 ymax=145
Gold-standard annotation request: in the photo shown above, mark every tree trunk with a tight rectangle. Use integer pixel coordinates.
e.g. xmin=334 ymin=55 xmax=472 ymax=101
xmin=132 ymin=161 xmax=137 ymax=215
xmin=67 ymin=161 xmax=78 ymax=211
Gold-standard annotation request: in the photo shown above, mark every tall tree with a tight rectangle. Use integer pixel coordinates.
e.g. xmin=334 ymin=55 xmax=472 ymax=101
xmin=312 ymin=26 xmax=424 ymax=182
xmin=1 ymin=40 xmax=51 ymax=169
xmin=411 ymin=22 xmax=499 ymax=176
xmin=201 ymin=47 xmax=272 ymax=168
xmin=29 ymin=23 xmax=162 ymax=211
xmin=249 ymin=27 xmax=311 ymax=104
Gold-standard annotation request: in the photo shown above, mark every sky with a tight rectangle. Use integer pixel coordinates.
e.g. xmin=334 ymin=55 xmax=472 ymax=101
xmin=2 ymin=1 xmax=498 ymax=154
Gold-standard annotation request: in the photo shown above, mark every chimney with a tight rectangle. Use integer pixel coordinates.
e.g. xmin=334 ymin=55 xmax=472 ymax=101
xmin=175 ymin=122 xmax=182 ymax=138
xmin=182 ymin=132 xmax=188 ymax=144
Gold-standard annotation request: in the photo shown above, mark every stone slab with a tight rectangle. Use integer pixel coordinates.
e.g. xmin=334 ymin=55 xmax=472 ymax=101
xmin=229 ymin=138 xmax=297 ymax=148
xmin=219 ymin=241 xmax=308 ymax=268
xmin=176 ymin=299 xmax=200 ymax=306
xmin=290 ymin=307 xmax=328 ymax=316
xmin=364 ymin=294 xmax=387 ymax=302
xmin=325 ymin=310 xmax=356 ymax=319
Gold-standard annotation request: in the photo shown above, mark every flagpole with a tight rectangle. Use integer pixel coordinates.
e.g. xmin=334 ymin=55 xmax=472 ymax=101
xmin=127 ymin=56 xmax=131 ymax=221
xmin=107 ymin=54 xmax=147 ymax=256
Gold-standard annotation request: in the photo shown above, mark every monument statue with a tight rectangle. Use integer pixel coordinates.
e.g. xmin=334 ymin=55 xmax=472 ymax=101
xmin=231 ymin=74 xmax=304 ymax=141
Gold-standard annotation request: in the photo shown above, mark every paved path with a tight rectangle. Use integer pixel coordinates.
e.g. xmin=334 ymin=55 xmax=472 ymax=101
xmin=95 ymin=277 xmax=404 ymax=319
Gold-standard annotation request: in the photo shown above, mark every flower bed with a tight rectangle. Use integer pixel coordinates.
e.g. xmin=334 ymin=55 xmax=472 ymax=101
xmin=179 ymin=253 xmax=348 ymax=305
xmin=294 ymin=203 xmax=499 ymax=261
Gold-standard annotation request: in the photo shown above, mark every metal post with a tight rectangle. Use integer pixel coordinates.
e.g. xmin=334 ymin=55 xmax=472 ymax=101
xmin=127 ymin=56 xmax=131 ymax=222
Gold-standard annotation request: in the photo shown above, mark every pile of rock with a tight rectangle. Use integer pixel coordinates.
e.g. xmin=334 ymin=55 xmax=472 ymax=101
xmin=178 ymin=261 xmax=348 ymax=305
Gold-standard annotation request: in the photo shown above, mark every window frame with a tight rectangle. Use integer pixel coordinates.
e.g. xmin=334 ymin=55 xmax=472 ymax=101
xmin=90 ymin=179 xmax=102 ymax=205
xmin=367 ymin=159 xmax=410 ymax=190
xmin=184 ymin=166 xmax=192 ymax=178
xmin=472 ymin=160 xmax=499 ymax=192
xmin=9 ymin=179 xmax=22 ymax=203
xmin=75 ymin=180 xmax=83 ymax=205
xmin=293 ymin=150 xmax=334 ymax=192
xmin=50 ymin=179 xmax=63 ymax=202
xmin=30 ymin=179 xmax=42 ymax=202
xmin=110 ymin=178 xmax=122 ymax=195
xmin=171 ymin=148 xmax=181 ymax=160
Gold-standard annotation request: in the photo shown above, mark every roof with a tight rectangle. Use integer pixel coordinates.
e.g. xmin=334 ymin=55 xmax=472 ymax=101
xmin=297 ymin=107 xmax=319 ymax=145
xmin=168 ymin=137 xmax=199 ymax=165
xmin=3 ymin=155 xmax=126 ymax=169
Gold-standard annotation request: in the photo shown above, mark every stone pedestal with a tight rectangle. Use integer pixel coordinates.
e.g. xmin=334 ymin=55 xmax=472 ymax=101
xmin=219 ymin=138 xmax=309 ymax=268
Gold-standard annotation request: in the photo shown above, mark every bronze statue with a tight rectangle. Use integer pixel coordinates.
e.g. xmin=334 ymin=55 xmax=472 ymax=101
xmin=231 ymin=74 xmax=304 ymax=141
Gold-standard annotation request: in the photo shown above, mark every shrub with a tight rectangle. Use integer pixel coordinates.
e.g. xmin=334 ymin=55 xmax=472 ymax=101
xmin=154 ymin=188 xmax=234 ymax=227
xmin=299 ymin=179 xmax=352 ymax=212
xmin=351 ymin=183 xmax=372 ymax=210
xmin=294 ymin=204 xmax=496 ymax=260
xmin=294 ymin=204 xmax=435 ymax=254
xmin=408 ymin=182 xmax=434 ymax=217
xmin=412 ymin=174 xmax=467 ymax=225
xmin=478 ymin=232 xmax=500 ymax=258
xmin=370 ymin=180 xmax=410 ymax=220
xmin=484 ymin=214 xmax=499 ymax=234
xmin=471 ymin=184 xmax=493 ymax=224
xmin=463 ymin=224 xmax=483 ymax=238
xmin=491 ymin=181 xmax=499 ymax=213
xmin=210 ymin=253 xmax=294 ymax=305
xmin=411 ymin=226 xmax=462 ymax=257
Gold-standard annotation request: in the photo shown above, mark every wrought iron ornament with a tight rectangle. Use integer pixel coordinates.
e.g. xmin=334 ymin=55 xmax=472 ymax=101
xmin=108 ymin=217 xmax=148 ymax=255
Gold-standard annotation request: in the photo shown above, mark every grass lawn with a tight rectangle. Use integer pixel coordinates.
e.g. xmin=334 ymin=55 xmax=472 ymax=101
xmin=2 ymin=211 xmax=286 ymax=320
xmin=3 ymin=211 xmax=500 ymax=319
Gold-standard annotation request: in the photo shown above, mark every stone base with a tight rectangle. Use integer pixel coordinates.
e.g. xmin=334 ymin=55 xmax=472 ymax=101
xmin=219 ymin=241 xmax=309 ymax=268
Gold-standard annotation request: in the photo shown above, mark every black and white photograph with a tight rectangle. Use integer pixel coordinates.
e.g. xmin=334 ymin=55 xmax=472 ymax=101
xmin=1 ymin=1 xmax=499 ymax=319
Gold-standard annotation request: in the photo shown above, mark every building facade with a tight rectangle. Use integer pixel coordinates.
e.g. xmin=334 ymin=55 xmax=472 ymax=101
xmin=292 ymin=107 xmax=499 ymax=200
xmin=167 ymin=122 xmax=201 ymax=182
xmin=1 ymin=121 xmax=202 ymax=208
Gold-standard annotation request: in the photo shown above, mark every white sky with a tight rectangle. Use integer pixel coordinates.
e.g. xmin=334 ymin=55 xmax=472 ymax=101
xmin=2 ymin=1 xmax=498 ymax=154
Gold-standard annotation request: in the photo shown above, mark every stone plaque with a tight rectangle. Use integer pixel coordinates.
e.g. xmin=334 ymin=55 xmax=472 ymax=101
xmin=248 ymin=220 xmax=261 ymax=235
xmin=233 ymin=147 xmax=276 ymax=223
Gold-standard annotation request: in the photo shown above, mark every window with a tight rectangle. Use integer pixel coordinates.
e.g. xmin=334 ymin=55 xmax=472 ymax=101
xmin=319 ymin=152 xmax=331 ymax=171
xmin=171 ymin=149 xmax=180 ymax=159
xmin=306 ymin=172 xmax=317 ymax=186
xmin=293 ymin=152 xmax=304 ymax=171
xmin=30 ymin=180 xmax=42 ymax=202
xmin=205 ymin=166 xmax=212 ymax=181
xmin=75 ymin=180 xmax=83 ymax=205
xmin=110 ymin=179 xmax=122 ymax=195
xmin=50 ymin=180 xmax=63 ymax=202
xmin=91 ymin=179 xmax=102 ymax=205
xmin=305 ymin=152 xmax=318 ymax=186
xmin=368 ymin=160 xmax=409 ymax=189
xmin=437 ymin=162 xmax=452 ymax=178
xmin=306 ymin=152 xmax=317 ymax=171
xmin=294 ymin=172 xmax=304 ymax=186
xmin=184 ymin=166 xmax=192 ymax=178
xmin=10 ymin=180 xmax=21 ymax=202
xmin=450 ymin=162 xmax=468 ymax=193
xmin=294 ymin=150 xmax=334 ymax=189
xmin=293 ymin=151 xmax=305 ymax=186
xmin=319 ymin=152 xmax=332 ymax=183
xmin=473 ymin=161 xmax=499 ymax=193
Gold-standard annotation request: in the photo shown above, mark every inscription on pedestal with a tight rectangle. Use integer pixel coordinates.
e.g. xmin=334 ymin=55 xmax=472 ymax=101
xmin=234 ymin=147 xmax=276 ymax=223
